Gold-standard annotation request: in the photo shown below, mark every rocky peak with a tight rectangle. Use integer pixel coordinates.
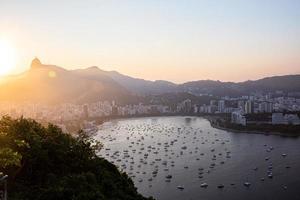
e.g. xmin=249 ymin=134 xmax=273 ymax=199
xmin=31 ymin=57 xmax=42 ymax=69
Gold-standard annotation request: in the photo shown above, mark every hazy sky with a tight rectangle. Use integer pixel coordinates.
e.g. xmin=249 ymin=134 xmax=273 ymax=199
xmin=1 ymin=0 xmax=300 ymax=83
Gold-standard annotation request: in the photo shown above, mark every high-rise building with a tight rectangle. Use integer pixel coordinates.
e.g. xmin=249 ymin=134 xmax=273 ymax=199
xmin=238 ymin=100 xmax=245 ymax=112
xmin=210 ymin=100 xmax=216 ymax=106
xmin=177 ymin=99 xmax=192 ymax=113
xmin=266 ymin=102 xmax=273 ymax=113
xmin=258 ymin=102 xmax=267 ymax=113
xmin=183 ymin=99 xmax=192 ymax=113
xmin=258 ymin=102 xmax=273 ymax=113
xmin=218 ymin=100 xmax=225 ymax=113
xmin=245 ymin=100 xmax=254 ymax=114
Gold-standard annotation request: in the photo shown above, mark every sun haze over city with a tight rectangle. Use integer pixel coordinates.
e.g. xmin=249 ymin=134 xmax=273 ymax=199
xmin=1 ymin=0 xmax=299 ymax=82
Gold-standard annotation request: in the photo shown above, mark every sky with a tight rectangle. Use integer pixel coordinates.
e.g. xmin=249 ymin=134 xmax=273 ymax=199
xmin=0 ymin=0 xmax=300 ymax=83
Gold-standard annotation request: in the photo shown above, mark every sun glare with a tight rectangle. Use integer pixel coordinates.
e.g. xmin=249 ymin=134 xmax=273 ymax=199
xmin=0 ymin=39 xmax=17 ymax=76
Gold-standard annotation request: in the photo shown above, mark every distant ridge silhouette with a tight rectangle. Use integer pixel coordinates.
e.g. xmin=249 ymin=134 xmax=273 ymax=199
xmin=0 ymin=58 xmax=299 ymax=104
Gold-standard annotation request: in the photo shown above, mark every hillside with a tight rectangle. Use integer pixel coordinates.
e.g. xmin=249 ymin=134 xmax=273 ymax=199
xmin=0 ymin=116 xmax=153 ymax=200
xmin=102 ymin=70 xmax=177 ymax=95
xmin=240 ymin=75 xmax=300 ymax=92
xmin=99 ymin=68 xmax=300 ymax=96
xmin=180 ymin=75 xmax=300 ymax=97
xmin=1 ymin=59 xmax=299 ymax=105
xmin=0 ymin=59 xmax=139 ymax=104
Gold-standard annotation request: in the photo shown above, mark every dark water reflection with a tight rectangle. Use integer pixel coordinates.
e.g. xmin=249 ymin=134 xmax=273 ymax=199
xmin=95 ymin=117 xmax=300 ymax=200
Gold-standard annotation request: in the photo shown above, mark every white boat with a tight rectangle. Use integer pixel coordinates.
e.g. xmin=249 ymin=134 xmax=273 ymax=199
xmin=244 ymin=182 xmax=251 ymax=187
xmin=200 ymin=183 xmax=208 ymax=188
xmin=177 ymin=185 xmax=184 ymax=190
xmin=268 ymin=173 xmax=273 ymax=178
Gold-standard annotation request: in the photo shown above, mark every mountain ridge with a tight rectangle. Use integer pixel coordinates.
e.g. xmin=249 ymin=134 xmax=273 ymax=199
xmin=100 ymin=68 xmax=300 ymax=96
xmin=0 ymin=60 xmax=141 ymax=104
xmin=0 ymin=59 xmax=299 ymax=104
xmin=90 ymin=67 xmax=300 ymax=96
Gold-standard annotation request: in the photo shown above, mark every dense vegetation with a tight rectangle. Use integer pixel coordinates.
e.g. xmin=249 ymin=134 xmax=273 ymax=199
xmin=0 ymin=116 xmax=153 ymax=200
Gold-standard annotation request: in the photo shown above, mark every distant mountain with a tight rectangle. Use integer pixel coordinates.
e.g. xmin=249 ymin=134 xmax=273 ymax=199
xmin=0 ymin=58 xmax=139 ymax=104
xmin=102 ymin=70 xmax=177 ymax=95
xmin=180 ymin=75 xmax=300 ymax=97
xmin=240 ymin=75 xmax=300 ymax=92
xmin=179 ymin=80 xmax=240 ymax=97
xmin=101 ymin=69 xmax=300 ymax=96
xmin=1 ymin=58 xmax=299 ymax=105
xmin=146 ymin=92 xmax=216 ymax=106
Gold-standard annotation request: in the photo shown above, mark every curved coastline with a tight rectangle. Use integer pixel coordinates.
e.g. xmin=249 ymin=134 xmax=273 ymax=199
xmin=93 ymin=114 xmax=300 ymax=138
xmin=208 ymin=120 xmax=299 ymax=137
xmin=95 ymin=115 xmax=300 ymax=200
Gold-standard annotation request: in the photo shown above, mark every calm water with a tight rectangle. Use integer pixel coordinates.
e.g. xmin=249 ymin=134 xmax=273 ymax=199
xmin=95 ymin=116 xmax=300 ymax=200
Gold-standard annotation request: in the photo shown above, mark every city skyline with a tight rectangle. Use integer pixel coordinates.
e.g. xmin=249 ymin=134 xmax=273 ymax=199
xmin=1 ymin=0 xmax=300 ymax=82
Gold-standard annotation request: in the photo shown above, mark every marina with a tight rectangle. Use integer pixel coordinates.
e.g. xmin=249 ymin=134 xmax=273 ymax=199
xmin=95 ymin=116 xmax=300 ymax=200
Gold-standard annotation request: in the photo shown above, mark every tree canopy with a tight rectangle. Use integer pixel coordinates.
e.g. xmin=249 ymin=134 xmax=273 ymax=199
xmin=0 ymin=116 xmax=153 ymax=200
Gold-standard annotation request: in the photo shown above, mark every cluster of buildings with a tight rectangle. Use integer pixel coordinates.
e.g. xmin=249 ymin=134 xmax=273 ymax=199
xmin=194 ymin=95 xmax=300 ymax=115
xmin=226 ymin=95 xmax=300 ymax=126
xmin=0 ymin=93 xmax=299 ymax=128
xmin=185 ymin=94 xmax=300 ymax=126
xmin=0 ymin=101 xmax=171 ymax=124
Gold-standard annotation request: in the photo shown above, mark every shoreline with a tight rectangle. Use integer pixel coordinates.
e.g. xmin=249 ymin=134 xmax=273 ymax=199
xmin=208 ymin=121 xmax=299 ymax=138
xmin=203 ymin=116 xmax=300 ymax=138
xmin=91 ymin=114 xmax=300 ymax=138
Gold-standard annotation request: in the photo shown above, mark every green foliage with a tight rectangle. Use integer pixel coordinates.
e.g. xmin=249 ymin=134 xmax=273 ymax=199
xmin=0 ymin=147 xmax=22 ymax=168
xmin=0 ymin=116 xmax=153 ymax=200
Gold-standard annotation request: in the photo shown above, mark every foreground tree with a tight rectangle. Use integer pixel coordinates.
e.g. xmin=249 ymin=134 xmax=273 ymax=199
xmin=0 ymin=116 xmax=153 ymax=200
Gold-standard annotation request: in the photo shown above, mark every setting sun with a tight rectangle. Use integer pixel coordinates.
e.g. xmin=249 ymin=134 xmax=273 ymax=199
xmin=0 ymin=39 xmax=17 ymax=76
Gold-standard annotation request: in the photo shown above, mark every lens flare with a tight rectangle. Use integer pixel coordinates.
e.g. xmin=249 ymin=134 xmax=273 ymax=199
xmin=48 ymin=71 xmax=57 ymax=78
